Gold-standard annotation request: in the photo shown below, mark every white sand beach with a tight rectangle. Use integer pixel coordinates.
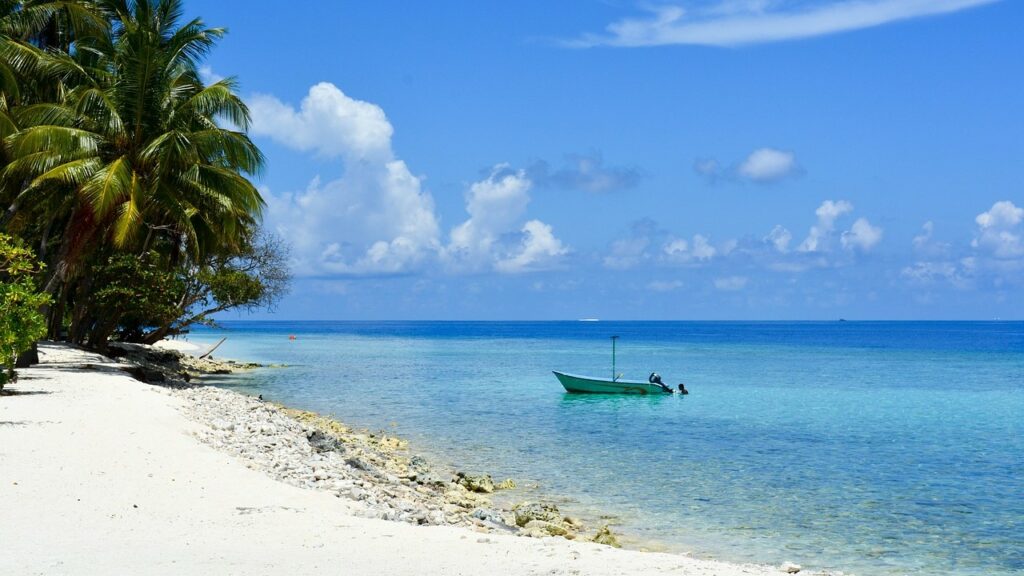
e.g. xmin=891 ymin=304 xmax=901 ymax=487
xmin=0 ymin=343 xmax=811 ymax=576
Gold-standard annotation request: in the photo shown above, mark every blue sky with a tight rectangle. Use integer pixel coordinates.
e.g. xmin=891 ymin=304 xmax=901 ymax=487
xmin=190 ymin=0 xmax=1022 ymax=320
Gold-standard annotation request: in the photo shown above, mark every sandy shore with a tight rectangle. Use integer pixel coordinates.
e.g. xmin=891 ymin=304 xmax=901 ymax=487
xmin=0 ymin=343 xmax=817 ymax=575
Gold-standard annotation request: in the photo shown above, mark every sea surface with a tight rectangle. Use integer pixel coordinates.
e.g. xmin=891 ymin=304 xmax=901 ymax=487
xmin=188 ymin=321 xmax=1023 ymax=576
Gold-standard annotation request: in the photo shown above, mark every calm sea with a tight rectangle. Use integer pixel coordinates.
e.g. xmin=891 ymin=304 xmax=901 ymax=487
xmin=188 ymin=321 xmax=1024 ymax=576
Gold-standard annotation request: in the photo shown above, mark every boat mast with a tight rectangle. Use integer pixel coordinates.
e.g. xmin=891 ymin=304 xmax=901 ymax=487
xmin=611 ymin=335 xmax=619 ymax=381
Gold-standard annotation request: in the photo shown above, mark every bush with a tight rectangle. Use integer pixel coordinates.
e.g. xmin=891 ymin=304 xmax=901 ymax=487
xmin=0 ymin=234 xmax=49 ymax=389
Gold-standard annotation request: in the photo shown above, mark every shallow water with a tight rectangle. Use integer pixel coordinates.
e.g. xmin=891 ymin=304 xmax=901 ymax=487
xmin=187 ymin=321 xmax=1024 ymax=575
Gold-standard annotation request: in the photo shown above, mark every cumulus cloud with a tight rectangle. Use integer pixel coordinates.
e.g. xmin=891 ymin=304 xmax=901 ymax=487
xmin=913 ymin=221 xmax=933 ymax=250
xmin=714 ymin=275 xmax=749 ymax=291
xmin=445 ymin=166 xmax=568 ymax=273
xmin=737 ymin=148 xmax=798 ymax=182
xmin=841 ymin=217 xmax=884 ymax=252
xmin=251 ymin=83 xmax=439 ymax=276
xmin=901 ymin=202 xmax=1024 ymax=291
xmin=765 ymin=225 xmax=792 ymax=253
xmin=251 ymin=83 xmax=566 ymax=277
xmin=570 ymin=0 xmax=998 ymax=48
xmin=664 ymin=234 xmax=717 ymax=263
xmin=972 ymin=201 xmax=1024 ymax=258
xmin=602 ymin=220 xmax=725 ymax=270
xmin=695 ymin=147 xmax=800 ymax=183
xmin=495 ymin=220 xmax=569 ymax=273
xmin=798 ymin=200 xmax=854 ymax=252
xmin=901 ymin=260 xmax=972 ymax=289
xmin=529 ymin=153 xmax=641 ymax=193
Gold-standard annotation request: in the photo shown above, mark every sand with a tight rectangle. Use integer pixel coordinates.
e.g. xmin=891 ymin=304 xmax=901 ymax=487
xmin=0 ymin=343 xmax=811 ymax=576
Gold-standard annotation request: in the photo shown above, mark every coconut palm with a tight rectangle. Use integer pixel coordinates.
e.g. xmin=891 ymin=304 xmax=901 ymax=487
xmin=2 ymin=0 xmax=264 ymax=300
xmin=0 ymin=0 xmax=269 ymax=346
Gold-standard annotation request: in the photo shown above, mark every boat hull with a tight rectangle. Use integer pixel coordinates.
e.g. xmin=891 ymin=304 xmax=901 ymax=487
xmin=553 ymin=371 xmax=672 ymax=395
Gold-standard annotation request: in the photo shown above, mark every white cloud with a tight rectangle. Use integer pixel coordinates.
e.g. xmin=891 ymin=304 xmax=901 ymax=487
xmin=604 ymin=236 xmax=650 ymax=270
xmin=663 ymin=234 xmax=717 ymax=263
xmin=529 ymin=153 xmax=641 ymax=193
xmin=693 ymin=157 xmax=721 ymax=179
xmin=446 ymin=166 xmax=532 ymax=266
xmin=445 ymin=166 xmax=568 ymax=273
xmin=695 ymin=147 xmax=799 ymax=183
xmin=714 ymin=275 xmax=749 ymax=291
xmin=913 ymin=221 xmax=934 ymax=250
xmin=765 ymin=225 xmax=792 ymax=253
xmin=900 ymin=259 xmax=973 ymax=290
xmin=198 ymin=65 xmax=224 ymax=84
xmin=798 ymin=200 xmax=853 ymax=252
xmin=972 ymin=201 xmax=1024 ymax=258
xmin=250 ymin=84 xmax=568 ymax=277
xmin=495 ymin=220 xmax=569 ymax=273
xmin=841 ymin=217 xmax=883 ymax=252
xmin=572 ymin=0 xmax=998 ymax=48
xmin=252 ymin=84 xmax=440 ymax=276
xmin=250 ymin=82 xmax=393 ymax=160
xmin=737 ymin=148 xmax=797 ymax=182
xmin=647 ymin=280 xmax=684 ymax=292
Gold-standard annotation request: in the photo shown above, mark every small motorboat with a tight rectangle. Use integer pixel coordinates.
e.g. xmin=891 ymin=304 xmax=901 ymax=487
xmin=553 ymin=371 xmax=673 ymax=394
xmin=554 ymin=336 xmax=685 ymax=395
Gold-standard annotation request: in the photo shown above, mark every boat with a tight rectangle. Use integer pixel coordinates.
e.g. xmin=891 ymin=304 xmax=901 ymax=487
xmin=553 ymin=335 xmax=678 ymax=395
xmin=553 ymin=371 xmax=673 ymax=394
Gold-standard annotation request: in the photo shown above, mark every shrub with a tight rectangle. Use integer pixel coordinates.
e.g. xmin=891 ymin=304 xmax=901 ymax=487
xmin=0 ymin=234 xmax=49 ymax=389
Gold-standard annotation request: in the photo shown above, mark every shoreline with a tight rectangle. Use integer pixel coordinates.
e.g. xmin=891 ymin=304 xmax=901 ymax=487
xmin=0 ymin=342 xmax=823 ymax=575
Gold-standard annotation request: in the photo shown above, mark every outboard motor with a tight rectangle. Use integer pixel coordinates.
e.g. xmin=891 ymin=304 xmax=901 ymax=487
xmin=649 ymin=372 xmax=673 ymax=393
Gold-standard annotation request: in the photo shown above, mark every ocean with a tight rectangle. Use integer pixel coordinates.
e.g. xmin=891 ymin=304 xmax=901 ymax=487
xmin=188 ymin=321 xmax=1024 ymax=575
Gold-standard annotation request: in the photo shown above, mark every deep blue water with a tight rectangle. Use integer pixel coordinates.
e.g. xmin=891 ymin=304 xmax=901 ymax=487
xmin=188 ymin=321 xmax=1024 ymax=575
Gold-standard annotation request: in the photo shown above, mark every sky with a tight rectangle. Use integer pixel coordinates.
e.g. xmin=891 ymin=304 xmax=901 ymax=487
xmin=188 ymin=0 xmax=1023 ymax=320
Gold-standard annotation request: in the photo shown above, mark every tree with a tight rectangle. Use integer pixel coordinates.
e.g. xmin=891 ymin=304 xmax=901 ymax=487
xmin=0 ymin=0 xmax=280 ymax=349
xmin=78 ymin=228 xmax=289 ymax=348
xmin=0 ymin=232 xmax=48 ymax=388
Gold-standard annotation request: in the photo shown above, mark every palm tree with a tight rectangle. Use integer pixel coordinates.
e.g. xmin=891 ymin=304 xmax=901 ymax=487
xmin=1 ymin=0 xmax=266 ymax=342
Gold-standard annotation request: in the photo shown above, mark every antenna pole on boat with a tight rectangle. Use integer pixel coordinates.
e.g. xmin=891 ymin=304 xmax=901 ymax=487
xmin=611 ymin=335 xmax=619 ymax=381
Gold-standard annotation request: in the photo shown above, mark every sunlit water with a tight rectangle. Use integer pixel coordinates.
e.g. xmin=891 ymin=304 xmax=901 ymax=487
xmin=186 ymin=321 xmax=1024 ymax=575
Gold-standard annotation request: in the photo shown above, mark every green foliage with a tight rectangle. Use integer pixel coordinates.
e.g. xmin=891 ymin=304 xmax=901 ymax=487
xmin=88 ymin=252 xmax=185 ymax=342
xmin=0 ymin=1 xmax=289 ymax=350
xmin=0 ymin=232 xmax=48 ymax=387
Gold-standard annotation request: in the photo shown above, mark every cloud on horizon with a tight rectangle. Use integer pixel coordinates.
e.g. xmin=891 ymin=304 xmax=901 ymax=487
xmin=569 ymin=0 xmax=999 ymax=48
xmin=902 ymin=200 xmax=1024 ymax=291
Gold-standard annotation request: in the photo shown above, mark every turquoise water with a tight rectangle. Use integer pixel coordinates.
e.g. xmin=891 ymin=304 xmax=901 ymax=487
xmin=189 ymin=322 xmax=1024 ymax=575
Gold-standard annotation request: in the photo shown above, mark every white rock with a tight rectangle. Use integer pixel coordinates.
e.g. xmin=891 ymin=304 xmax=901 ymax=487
xmin=781 ymin=562 xmax=801 ymax=574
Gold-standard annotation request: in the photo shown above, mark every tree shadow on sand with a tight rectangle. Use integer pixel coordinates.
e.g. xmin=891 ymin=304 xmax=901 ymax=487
xmin=0 ymin=389 xmax=51 ymax=397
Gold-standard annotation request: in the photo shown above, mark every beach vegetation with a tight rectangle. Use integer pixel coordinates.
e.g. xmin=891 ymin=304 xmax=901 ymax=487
xmin=0 ymin=0 xmax=288 ymax=351
xmin=0 ymin=232 xmax=48 ymax=388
